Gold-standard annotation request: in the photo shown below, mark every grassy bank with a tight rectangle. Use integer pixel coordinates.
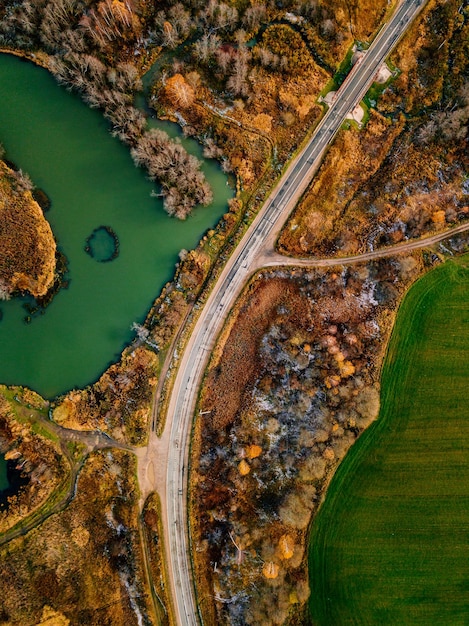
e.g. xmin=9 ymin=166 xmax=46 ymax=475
xmin=309 ymin=256 xmax=469 ymax=625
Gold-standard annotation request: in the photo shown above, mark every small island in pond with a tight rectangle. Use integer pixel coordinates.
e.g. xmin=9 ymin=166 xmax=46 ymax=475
xmin=84 ymin=226 xmax=119 ymax=263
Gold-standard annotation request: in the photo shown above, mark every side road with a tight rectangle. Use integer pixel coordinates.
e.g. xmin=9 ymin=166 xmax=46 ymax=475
xmin=259 ymin=222 xmax=469 ymax=270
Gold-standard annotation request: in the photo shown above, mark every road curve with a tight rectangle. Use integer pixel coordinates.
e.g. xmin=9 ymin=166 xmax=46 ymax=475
xmin=164 ymin=1 xmax=429 ymax=624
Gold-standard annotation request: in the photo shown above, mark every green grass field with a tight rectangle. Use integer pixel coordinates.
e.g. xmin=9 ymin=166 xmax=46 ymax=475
xmin=309 ymin=258 xmax=469 ymax=625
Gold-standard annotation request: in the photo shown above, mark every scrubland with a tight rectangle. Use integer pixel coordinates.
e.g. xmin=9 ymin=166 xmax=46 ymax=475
xmin=0 ymin=449 xmax=153 ymax=626
xmin=191 ymin=255 xmax=425 ymax=625
xmin=0 ymin=388 xmax=67 ymax=534
xmin=52 ymin=346 xmax=158 ymax=446
xmin=279 ymin=0 xmax=469 ymax=258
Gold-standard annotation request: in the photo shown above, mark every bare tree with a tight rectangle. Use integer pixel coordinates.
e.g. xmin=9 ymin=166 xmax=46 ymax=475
xmin=242 ymin=3 xmax=266 ymax=32
xmin=153 ymin=4 xmax=192 ymax=48
xmin=193 ymin=33 xmax=220 ymax=64
xmin=227 ymin=39 xmax=250 ymax=96
xmin=200 ymin=0 xmax=238 ymax=33
xmin=132 ymin=129 xmax=212 ymax=219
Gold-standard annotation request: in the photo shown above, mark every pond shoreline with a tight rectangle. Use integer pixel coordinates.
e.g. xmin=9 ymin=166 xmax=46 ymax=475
xmin=0 ymin=52 xmax=233 ymax=398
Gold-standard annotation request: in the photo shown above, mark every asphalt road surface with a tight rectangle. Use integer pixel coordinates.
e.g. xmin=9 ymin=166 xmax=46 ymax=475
xmin=164 ymin=1 xmax=429 ymax=624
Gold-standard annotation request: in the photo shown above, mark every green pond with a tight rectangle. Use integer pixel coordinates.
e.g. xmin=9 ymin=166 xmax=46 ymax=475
xmin=0 ymin=53 xmax=232 ymax=399
xmin=85 ymin=226 xmax=119 ymax=263
xmin=0 ymin=460 xmax=7 ymax=492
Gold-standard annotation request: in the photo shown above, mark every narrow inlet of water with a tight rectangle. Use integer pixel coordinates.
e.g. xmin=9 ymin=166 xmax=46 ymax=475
xmin=0 ymin=458 xmax=7 ymax=492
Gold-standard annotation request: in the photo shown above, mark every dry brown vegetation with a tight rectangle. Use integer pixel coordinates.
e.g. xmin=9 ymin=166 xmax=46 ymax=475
xmin=53 ymin=346 xmax=157 ymax=445
xmin=0 ymin=159 xmax=56 ymax=299
xmin=294 ymin=0 xmax=391 ymax=70
xmin=0 ymin=449 xmax=153 ymax=626
xmin=153 ymin=23 xmax=329 ymax=191
xmin=0 ymin=388 xmax=67 ymax=534
xmin=279 ymin=0 xmax=469 ymax=258
xmin=279 ymin=110 xmax=406 ymax=255
xmin=142 ymin=493 xmax=174 ymax=626
xmin=191 ymin=256 xmax=428 ymax=625
xmin=385 ymin=0 xmax=469 ymax=111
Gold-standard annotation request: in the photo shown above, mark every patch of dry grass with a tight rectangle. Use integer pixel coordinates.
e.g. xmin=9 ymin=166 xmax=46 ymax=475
xmin=142 ymin=493 xmax=174 ymax=626
xmin=0 ymin=449 xmax=152 ymax=626
xmin=0 ymin=160 xmax=56 ymax=298
xmin=0 ymin=389 xmax=68 ymax=534
xmin=279 ymin=0 xmax=469 ymax=260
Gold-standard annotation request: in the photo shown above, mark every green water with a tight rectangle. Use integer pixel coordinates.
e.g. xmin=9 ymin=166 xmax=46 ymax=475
xmin=85 ymin=226 xmax=119 ymax=263
xmin=0 ymin=458 xmax=7 ymax=492
xmin=0 ymin=54 xmax=232 ymax=398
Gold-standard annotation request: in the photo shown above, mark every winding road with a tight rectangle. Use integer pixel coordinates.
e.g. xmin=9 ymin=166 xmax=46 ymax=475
xmin=158 ymin=1 xmax=433 ymax=624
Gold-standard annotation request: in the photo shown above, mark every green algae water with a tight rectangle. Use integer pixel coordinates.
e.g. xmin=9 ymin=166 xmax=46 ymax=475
xmin=0 ymin=459 xmax=7 ymax=492
xmin=0 ymin=54 xmax=232 ymax=398
xmin=85 ymin=226 xmax=119 ymax=263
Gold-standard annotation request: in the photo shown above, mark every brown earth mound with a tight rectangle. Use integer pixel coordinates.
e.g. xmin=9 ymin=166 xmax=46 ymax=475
xmin=0 ymin=160 xmax=56 ymax=299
